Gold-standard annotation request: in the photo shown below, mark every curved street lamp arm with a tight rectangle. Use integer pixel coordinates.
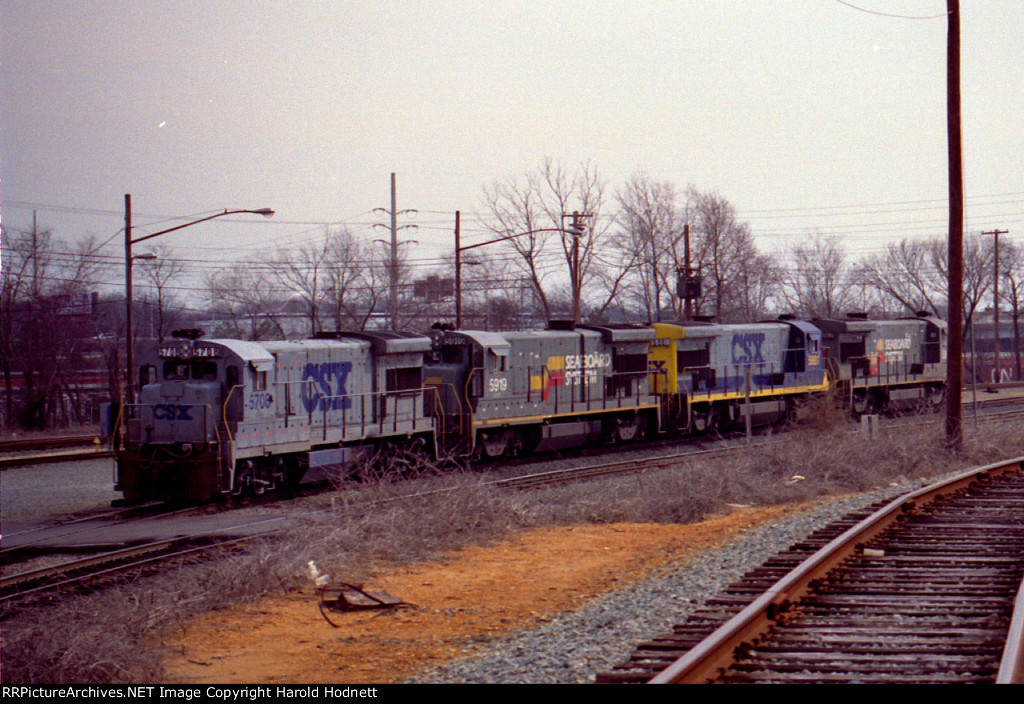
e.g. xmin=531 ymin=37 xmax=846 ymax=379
xmin=458 ymin=227 xmax=578 ymax=253
xmin=131 ymin=208 xmax=275 ymax=245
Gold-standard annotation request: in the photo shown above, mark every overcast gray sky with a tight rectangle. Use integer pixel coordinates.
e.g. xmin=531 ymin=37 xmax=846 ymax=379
xmin=2 ymin=0 xmax=1021 ymax=281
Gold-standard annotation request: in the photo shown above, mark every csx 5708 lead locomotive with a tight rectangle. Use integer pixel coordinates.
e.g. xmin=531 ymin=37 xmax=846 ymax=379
xmin=114 ymin=314 xmax=946 ymax=502
xmin=116 ymin=331 xmax=433 ymax=501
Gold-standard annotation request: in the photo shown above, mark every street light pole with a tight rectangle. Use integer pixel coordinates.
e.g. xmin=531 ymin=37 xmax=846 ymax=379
xmin=454 ymin=214 xmax=591 ymax=329
xmin=123 ymin=194 xmax=274 ymax=402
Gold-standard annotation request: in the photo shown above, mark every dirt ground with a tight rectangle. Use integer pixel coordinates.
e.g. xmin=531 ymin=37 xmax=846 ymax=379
xmin=162 ymin=502 xmax=816 ymax=684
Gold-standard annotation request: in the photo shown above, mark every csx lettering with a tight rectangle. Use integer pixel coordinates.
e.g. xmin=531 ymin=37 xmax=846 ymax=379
xmin=301 ymin=362 xmax=353 ymax=413
xmin=154 ymin=404 xmax=193 ymax=421
xmin=731 ymin=332 xmax=766 ymax=364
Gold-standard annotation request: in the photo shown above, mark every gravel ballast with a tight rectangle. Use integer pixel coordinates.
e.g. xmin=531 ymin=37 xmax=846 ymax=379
xmin=405 ymin=484 xmax=918 ymax=684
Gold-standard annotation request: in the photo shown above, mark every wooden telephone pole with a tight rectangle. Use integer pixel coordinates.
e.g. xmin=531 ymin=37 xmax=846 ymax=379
xmin=945 ymin=0 xmax=964 ymax=452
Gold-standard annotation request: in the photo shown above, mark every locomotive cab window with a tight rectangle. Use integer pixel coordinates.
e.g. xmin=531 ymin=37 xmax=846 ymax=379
xmin=839 ymin=337 xmax=866 ymax=361
xmin=163 ymin=359 xmax=218 ymax=381
xmin=609 ymin=352 xmax=646 ymax=396
xmin=441 ymin=346 xmax=465 ymax=365
xmin=163 ymin=361 xmax=190 ymax=380
xmin=677 ymin=345 xmax=710 ymax=372
xmin=489 ymin=350 xmax=508 ymax=373
xmin=387 ymin=366 xmax=421 ymax=392
xmin=193 ymin=360 xmax=218 ymax=381
xmin=140 ymin=364 xmax=156 ymax=387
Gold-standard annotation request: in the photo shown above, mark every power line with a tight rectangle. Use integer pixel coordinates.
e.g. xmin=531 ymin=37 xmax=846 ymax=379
xmin=833 ymin=0 xmax=949 ymax=21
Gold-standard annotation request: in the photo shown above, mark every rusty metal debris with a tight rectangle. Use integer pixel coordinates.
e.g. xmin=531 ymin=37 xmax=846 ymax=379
xmin=317 ymin=583 xmax=413 ymax=627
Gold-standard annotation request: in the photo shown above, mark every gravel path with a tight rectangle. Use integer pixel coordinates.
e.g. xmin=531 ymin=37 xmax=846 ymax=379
xmin=0 ymin=457 xmax=119 ymax=527
xmin=405 ymin=484 xmax=916 ymax=684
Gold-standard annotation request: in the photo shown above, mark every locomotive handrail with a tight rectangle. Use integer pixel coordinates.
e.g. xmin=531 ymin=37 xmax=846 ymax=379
xmin=314 ymin=386 xmax=430 ymax=441
xmin=221 ymin=385 xmax=243 ymax=447
xmin=220 ymin=385 xmax=244 ymax=492
xmin=431 ymin=380 xmax=469 ymax=447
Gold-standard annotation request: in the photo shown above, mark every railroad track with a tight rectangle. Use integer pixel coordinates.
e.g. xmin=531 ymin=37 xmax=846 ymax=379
xmin=0 ymin=433 xmax=101 ymax=452
xmin=597 ymin=456 xmax=1024 ymax=684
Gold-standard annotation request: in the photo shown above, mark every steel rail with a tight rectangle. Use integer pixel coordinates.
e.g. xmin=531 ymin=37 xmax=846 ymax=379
xmin=0 ymin=434 xmax=101 ymax=452
xmin=649 ymin=455 xmax=1024 ymax=684
xmin=997 ymin=573 xmax=1024 ymax=684
xmin=0 ymin=513 xmax=291 ymax=601
xmin=0 ymin=448 xmax=114 ymax=469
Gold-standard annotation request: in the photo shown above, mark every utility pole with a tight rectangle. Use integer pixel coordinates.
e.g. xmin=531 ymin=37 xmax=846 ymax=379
xmin=454 ymin=211 xmax=462 ymax=328
xmin=945 ymin=0 xmax=964 ymax=452
xmin=125 ymin=194 xmax=134 ymax=402
xmin=563 ymin=211 xmax=592 ymax=325
xmin=683 ymin=223 xmax=692 ymax=321
xmin=373 ymin=173 xmax=417 ymax=331
xmin=389 ymin=173 xmax=398 ymax=330
xmin=983 ymin=229 xmax=1008 ymax=385
xmin=31 ymin=211 xmax=40 ymax=298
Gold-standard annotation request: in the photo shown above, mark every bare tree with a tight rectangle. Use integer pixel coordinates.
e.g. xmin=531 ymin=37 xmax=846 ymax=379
xmin=932 ymin=234 xmax=994 ymax=343
xmin=481 ymin=157 xmax=614 ymax=323
xmin=863 ymin=235 xmax=994 ymax=343
xmin=686 ymin=188 xmax=764 ymax=322
xmin=736 ymin=252 xmax=783 ymax=321
xmin=273 ymin=233 xmax=333 ymax=336
xmin=613 ymin=172 xmax=685 ymax=321
xmin=204 ymin=262 xmax=286 ymax=340
xmin=1 ymin=225 xmax=108 ymax=428
xmin=135 ymin=243 xmax=187 ymax=342
xmin=322 ymin=227 xmax=379 ymax=331
xmin=862 ymin=239 xmax=947 ymax=316
xmin=779 ymin=235 xmax=858 ymax=317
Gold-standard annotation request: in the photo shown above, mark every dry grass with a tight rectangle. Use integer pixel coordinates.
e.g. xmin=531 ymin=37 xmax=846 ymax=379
xmin=2 ymin=413 xmax=1022 ymax=683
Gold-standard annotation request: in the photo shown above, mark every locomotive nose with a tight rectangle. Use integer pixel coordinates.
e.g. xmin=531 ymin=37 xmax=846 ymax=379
xmin=140 ymin=380 xmax=220 ymax=444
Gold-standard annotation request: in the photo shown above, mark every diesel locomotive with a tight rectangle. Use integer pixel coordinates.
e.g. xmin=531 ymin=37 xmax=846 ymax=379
xmin=112 ymin=314 xmax=947 ymax=502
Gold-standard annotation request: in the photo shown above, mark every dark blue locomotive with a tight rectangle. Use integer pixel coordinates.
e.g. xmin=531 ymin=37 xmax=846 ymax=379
xmin=114 ymin=315 xmax=946 ymax=501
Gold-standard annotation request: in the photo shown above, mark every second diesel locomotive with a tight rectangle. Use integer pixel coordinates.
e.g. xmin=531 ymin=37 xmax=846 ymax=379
xmin=113 ymin=314 xmax=947 ymax=502
xmin=425 ymin=323 xmax=660 ymax=458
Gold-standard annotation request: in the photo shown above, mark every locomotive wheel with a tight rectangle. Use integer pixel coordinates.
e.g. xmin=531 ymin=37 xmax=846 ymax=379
xmin=927 ymin=386 xmax=946 ymax=412
xmin=480 ymin=430 xmax=511 ymax=458
xmin=691 ymin=406 xmax=716 ymax=433
xmin=233 ymin=461 xmax=255 ymax=496
xmin=615 ymin=415 xmax=641 ymax=443
xmin=851 ymin=392 xmax=870 ymax=415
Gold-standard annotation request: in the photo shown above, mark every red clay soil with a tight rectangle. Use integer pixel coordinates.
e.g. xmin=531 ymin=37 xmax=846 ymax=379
xmin=162 ymin=503 xmax=817 ymax=684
